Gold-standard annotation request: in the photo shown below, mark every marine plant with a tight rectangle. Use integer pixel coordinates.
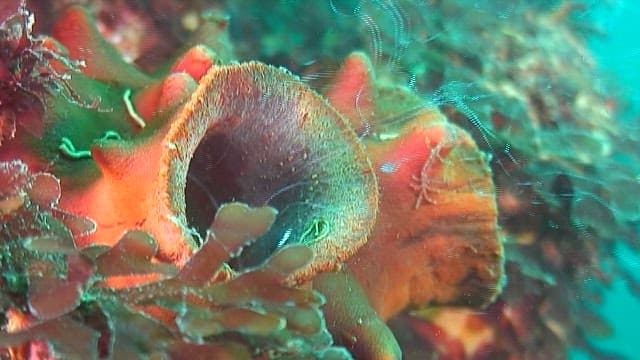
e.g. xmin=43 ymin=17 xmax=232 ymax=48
xmin=0 ymin=1 xmax=89 ymax=145
xmin=0 ymin=165 xmax=346 ymax=358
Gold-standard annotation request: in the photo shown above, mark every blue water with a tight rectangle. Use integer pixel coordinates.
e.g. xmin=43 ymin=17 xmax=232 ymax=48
xmin=589 ymin=1 xmax=640 ymax=113
xmin=569 ymin=243 xmax=640 ymax=359
xmin=598 ymin=245 xmax=640 ymax=355
xmin=576 ymin=2 xmax=640 ymax=359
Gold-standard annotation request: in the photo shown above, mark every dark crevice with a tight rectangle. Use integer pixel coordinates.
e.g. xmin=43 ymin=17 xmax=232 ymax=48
xmin=184 ymin=127 xmax=319 ymax=270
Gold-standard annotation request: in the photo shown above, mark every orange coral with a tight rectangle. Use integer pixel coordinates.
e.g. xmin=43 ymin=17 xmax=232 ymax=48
xmin=326 ymin=52 xmax=504 ymax=320
xmin=165 ymin=61 xmax=378 ymax=279
xmin=51 ymin=6 xmax=152 ymax=87
xmin=1 ymin=5 xmax=507 ymax=359
xmin=42 ymin=6 xmax=379 ymax=276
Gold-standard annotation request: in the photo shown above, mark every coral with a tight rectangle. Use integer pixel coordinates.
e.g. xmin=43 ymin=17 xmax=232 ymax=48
xmin=1 ymin=4 xmax=379 ymax=273
xmin=409 ymin=4 xmax=636 ymax=358
xmin=171 ymin=61 xmax=378 ymax=279
xmin=325 ymin=52 xmax=503 ymax=320
xmin=0 ymin=2 xmax=513 ymax=359
xmin=206 ymin=1 xmax=639 ymax=358
xmin=306 ymin=1 xmax=635 ymax=358
xmin=51 ymin=5 xmax=152 ymax=87
xmin=304 ymin=51 xmax=503 ymax=359
xmin=2 ymin=3 xmax=379 ymax=359
xmin=0 ymin=4 xmax=371 ymax=358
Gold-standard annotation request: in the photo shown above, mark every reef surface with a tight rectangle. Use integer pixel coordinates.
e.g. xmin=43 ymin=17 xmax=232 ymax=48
xmin=1 ymin=1 xmax=638 ymax=359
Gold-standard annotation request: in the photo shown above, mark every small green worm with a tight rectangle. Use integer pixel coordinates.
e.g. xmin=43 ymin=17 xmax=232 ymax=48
xmin=299 ymin=217 xmax=330 ymax=246
xmin=123 ymin=88 xmax=146 ymax=128
xmin=58 ymin=131 xmax=122 ymax=160
xmin=58 ymin=137 xmax=91 ymax=159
